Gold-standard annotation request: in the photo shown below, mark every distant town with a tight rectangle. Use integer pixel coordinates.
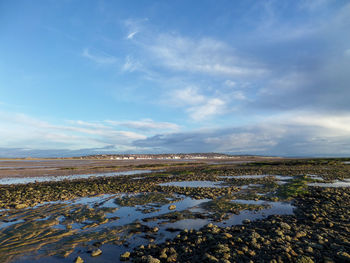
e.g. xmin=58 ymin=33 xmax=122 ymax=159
xmin=73 ymin=153 xmax=265 ymax=160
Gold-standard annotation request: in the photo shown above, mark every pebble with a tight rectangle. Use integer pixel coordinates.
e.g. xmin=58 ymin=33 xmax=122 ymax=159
xmin=120 ymin=251 xmax=130 ymax=261
xmin=91 ymin=248 xmax=102 ymax=257
xmin=74 ymin=256 xmax=84 ymax=263
xmin=168 ymin=205 xmax=176 ymax=210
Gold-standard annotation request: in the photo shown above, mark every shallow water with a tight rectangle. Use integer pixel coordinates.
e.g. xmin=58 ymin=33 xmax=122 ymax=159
xmin=0 ymin=170 xmax=153 ymax=185
xmin=219 ymin=200 xmax=294 ymax=226
xmin=308 ymin=179 xmax=350 ymax=188
xmin=0 ymin=166 xmax=59 ymax=169
xmin=307 ymin=174 xmax=324 ymax=181
xmin=159 ymin=180 xmax=226 ymax=188
xmin=219 ymin=174 xmax=293 ymax=180
xmin=2 ymin=191 xmax=295 ymax=263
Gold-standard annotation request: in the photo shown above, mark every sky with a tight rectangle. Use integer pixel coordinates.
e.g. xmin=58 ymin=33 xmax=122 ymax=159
xmin=1 ymin=0 xmax=350 ymax=157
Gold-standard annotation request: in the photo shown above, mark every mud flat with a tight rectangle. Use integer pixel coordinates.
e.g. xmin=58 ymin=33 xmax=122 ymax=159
xmin=0 ymin=158 xmax=349 ymax=262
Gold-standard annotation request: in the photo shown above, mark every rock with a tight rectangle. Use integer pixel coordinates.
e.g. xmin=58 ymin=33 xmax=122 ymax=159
xmin=275 ymin=230 xmax=284 ymax=237
xmin=280 ymin=222 xmax=291 ymax=230
xmin=159 ymin=251 xmax=168 ymax=259
xmin=214 ymin=244 xmax=230 ymax=254
xmin=168 ymin=205 xmax=176 ymax=210
xmin=142 ymin=255 xmax=161 ymax=263
xmin=337 ymin=251 xmax=350 ymax=261
xmin=305 ymin=246 xmax=313 ymax=253
xmin=295 ymin=231 xmax=307 ymax=238
xmin=323 ymin=257 xmax=335 ymax=263
xmin=296 ymin=256 xmax=314 ymax=263
xmin=91 ymin=249 xmax=102 ymax=257
xmin=15 ymin=203 xmax=28 ymax=209
xmin=204 ymin=253 xmax=219 ymax=262
xmin=251 ymin=232 xmax=260 ymax=239
xmin=74 ymin=256 xmax=84 ymax=263
xmin=222 ymin=232 xmax=232 ymax=238
xmin=120 ymin=251 xmax=130 ymax=261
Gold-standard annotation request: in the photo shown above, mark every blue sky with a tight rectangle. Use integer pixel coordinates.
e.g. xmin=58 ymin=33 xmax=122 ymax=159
xmin=1 ymin=0 xmax=350 ymax=157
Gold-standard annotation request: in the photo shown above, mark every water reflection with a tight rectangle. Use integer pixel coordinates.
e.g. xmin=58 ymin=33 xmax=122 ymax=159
xmin=309 ymin=179 xmax=350 ymax=188
xmin=0 ymin=170 xmax=152 ymax=185
xmin=219 ymin=174 xmax=293 ymax=180
xmin=159 ymin=181 xmax=226 ymax=188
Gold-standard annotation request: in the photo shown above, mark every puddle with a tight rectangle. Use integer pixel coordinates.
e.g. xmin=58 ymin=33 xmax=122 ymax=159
xmin=0 ymin=170 xmax=153 ymax=185
xmin=159 ymin=181 xmax=226 ymax=188
xmin=307 ymin=174 xmax=324 ymax=181
xmin=2 ymin=189 xmax=295 ymax=262
xmin=240 ymin=184 xmax=263 ymax=189
xmin=218 ymin=200 xmax=295 ymax=226
xmin=0 ymin=219 xmax=26 ymax=229
xmin=219 ymin=175 xmax=293 ymax=180
xmin=308 ymin=179 xmax=350 ymax=188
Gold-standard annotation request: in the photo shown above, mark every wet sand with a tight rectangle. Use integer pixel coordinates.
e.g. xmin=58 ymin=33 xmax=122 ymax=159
xmin=0 ymin=157 xmax=283 ymax=179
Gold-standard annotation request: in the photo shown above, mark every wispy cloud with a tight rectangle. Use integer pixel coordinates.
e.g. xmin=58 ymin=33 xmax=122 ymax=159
xmin=124 ymin=18 xmax=148 ymax=40
xmin=146 ymin=34 xmax=266 ymax=77
xmin=122 ymin=56 xmax=142 ymax=72
xmin=108 ymin=119 xmax=180 ymax=131
xmin=0 ymin=111 xmax=147 ymax=150
xmin=82 ymin=48 xmax=117 ymax=64
xmin=127 ymin=31 xmax=138 ymax=39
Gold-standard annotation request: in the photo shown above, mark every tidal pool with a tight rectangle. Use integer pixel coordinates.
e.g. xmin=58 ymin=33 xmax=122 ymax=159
xmin=220 ymin=174 xmax=293 ymax=180
xmin=159 ymin=181 xmax=226 ymax=188
xmin=308 ymin=179 xmax=350 ymax=188
xmin=1 ymin=191 xmax=295 ymax=263
xmin=0 ymin=170 xmax=153 ymax=185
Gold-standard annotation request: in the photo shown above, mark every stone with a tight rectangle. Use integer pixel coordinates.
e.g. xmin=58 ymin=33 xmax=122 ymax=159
xmin=168 ymin=205 xmax=176 ymax=210
xmin=296 ymin=256 xmax=314 ymax=263
xmin=337 ymin=251 xmax=350 ymax=261
xmin=91 ymin=249 xmax=102 ymax=257
xmin=74 ymin=256 xmax=84 ymax=263
xmin=120 ymin=251 xmax=130 ymax=261
xmin=223 ymin=232 xmax=232 ymax=238
xmin=204 ymin=253 xmax=219 ymax=262
xmin=280 ymin=222 xmax=291 ymax=230
xmin=143 ymin=255 xmax=161 ymax=263
xmin=15 ymin=203 xmax=28 ymax=209
xmin=295 ymin=231 xmax=307 ymax=238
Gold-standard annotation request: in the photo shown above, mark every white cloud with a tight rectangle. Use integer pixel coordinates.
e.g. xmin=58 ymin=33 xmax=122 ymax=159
xmin=224 ymin=80 xmax=236 ymax=87
xmin=82 ymin=48 xmax=117 ymax=64
xmin=0 ymin=111 xmax=146 ymax=150
xmin=232 ymin=91 xmax=246 ymax=101
xmin=134 ymin=111 xmax=350 ymax=156
xmin=127 ymin=31 xmax=138 ymax=39
xmin=170 ymin=86 xmax=227 ymax=121
xmin=172 ymin=87 xmax=205 ymax=105
xmin=107 ymin=119 xmax=180 ymax=131
xmin=122 ymin=56 xmax=142 ymax=72
xmin=188 ymin=98 xmax=226 ymax=121
xmin=273 ymin=112 xmax=350 ymax=136
xmin=147 ymin=35 xmax=266 ymax=77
